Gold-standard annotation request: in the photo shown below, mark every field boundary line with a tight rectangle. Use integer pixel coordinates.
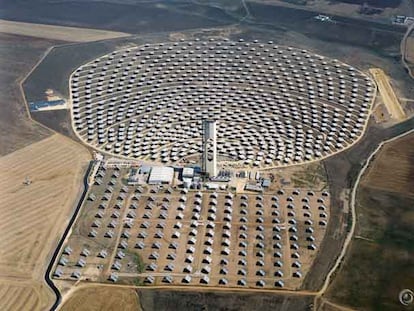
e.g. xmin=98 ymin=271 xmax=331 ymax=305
xmin=67 ymin=281 xmax=318 ymax=296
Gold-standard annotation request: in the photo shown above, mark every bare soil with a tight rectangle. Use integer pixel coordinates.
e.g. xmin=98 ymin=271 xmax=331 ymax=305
xmin=255 ymin=0 xmax=414 ymax=20
xmin=31 ymin=109 xmax=79 ymax=141
xmin=60 ymin=283 xmax=314 ymax=311
xmin=60 ymin=285 xmax=140 ymax=311
xmin=362 ymin=133 xmax=414 ymax=196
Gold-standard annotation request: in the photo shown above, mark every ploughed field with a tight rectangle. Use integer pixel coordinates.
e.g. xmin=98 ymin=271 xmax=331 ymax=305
xmin=362 ymin=132 xmax=414 ymax=196
xmin=0 ymin=134 xmax=90 ymax=311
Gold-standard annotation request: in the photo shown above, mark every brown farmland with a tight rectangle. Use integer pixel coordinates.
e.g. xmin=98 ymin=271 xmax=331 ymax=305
xmin=60 ymin=285 xmax=140 ymax=311
xmin=0 ymin=19 xmax=130 ymax=42
xmin=0 ymin=134 xmax=90 ymax=311
xmin=361 ymin=132 xmax=414 ymax=197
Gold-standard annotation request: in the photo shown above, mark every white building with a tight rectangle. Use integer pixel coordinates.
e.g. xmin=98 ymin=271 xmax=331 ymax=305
xmin=182 ymin=167 xmax=194 ymax=178
xmin=148 ymin=166 xmax=174 ymax=184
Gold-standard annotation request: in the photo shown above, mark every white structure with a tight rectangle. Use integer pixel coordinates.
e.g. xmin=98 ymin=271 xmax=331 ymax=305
xmin=148 ymin=166 xmax=174 ymax=184
xmin=202 ymin=120 xmax=217 ymax=177
xmin=182 ymin=167 xmax=194 ymax=178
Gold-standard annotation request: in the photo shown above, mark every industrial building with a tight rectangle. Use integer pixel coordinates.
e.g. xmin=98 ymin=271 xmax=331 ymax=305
xmin=147 ymin=166 xmax=174 ymax=184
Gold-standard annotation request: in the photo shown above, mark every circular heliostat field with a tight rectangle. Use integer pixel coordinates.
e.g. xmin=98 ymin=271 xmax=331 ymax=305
xmin=70 ymin=39 xmax=375 ymax=167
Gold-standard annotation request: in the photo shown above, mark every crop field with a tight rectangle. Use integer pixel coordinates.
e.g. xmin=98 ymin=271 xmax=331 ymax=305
xmin=0 ymin=280 xmax=55 ymax=311
xmin=54 ymin=165 xmax=330 ymax=290
xmin=362 ymin=132 xmax=414 ymax=196
xmin=1 ymin=0 xmax=413 ymax=309
xmin=406 ymin=37 xmax=414 ymax=64
xmin=60 ymin=285 xmax=140 ymax=311
xmin=0 ymin=134 xmax=90 ymax=311
xmin=326 ymin=131 xmax=414 ymax=310
xmin=0 ymin=19 xmax=130 ymax=42
xmin=0 ymin=0 xmax=235 ymax=34
xmin=59 ymin=284 xmax=315 ymax=311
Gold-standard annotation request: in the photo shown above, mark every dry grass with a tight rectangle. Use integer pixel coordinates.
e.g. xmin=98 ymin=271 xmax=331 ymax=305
xmin=317 ymin=298 xmax=356 ymax=311
xmin=0 ymin=134 xmax=90 ymax=310
xmin=371 ymin=102 xmax=389 ymax=123
xmin=0 ymin=19 xmax=130 ymax=42
xmin=60 ymin=285 xmax=140 ymax=311
xmin=0 ymin=280 xmax=53 ymax=311
xmin=362 ymin=133 xmax=414 ymax=197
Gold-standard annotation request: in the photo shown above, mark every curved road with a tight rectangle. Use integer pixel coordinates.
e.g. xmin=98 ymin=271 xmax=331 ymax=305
xmin=44 ymin=161 xmax=94 ymax=311
xmin=314 ymin=125 xmax=414 ymax=307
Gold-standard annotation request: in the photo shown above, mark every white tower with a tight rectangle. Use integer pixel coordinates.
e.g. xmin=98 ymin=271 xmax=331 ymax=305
xmin=202 ymin=120 xmax=217 ymax=177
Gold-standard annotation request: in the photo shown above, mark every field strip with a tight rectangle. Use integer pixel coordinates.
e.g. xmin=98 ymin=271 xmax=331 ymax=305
xmin=369 ymin=68 xmax=406 ymax=121
xmin=0 ymin=133 xmax=90 ymax=310
xmin=0 ymin=279 xmax=46 ymax=311
xmin=69 ymin=281 xmax=318 ymax=296
xmin=0 ymin=19 xmax=130 ymax=42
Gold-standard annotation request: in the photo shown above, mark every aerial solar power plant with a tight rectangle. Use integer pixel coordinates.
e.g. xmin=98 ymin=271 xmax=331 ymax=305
xmin=52 ymin=38 xmax=373 ymax=290
xmin=2 ymin=1 xmax=414 ymax=309
xmin=57 ymin=165 xmax=330 ymax=289
xmin=70 ymin=39 xmax=374 ymax=167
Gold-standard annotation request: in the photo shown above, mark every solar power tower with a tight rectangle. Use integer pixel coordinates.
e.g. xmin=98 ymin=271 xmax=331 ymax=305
xmin=202 ymin=120 xmax=217 ymax=177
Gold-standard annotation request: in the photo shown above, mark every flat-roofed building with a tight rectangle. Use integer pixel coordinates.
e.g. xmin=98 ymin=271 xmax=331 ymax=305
xmin=148 ymin=166 xmax=174 ymax=184
xmin=182 ymin=167 xmax=194 ymax=178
